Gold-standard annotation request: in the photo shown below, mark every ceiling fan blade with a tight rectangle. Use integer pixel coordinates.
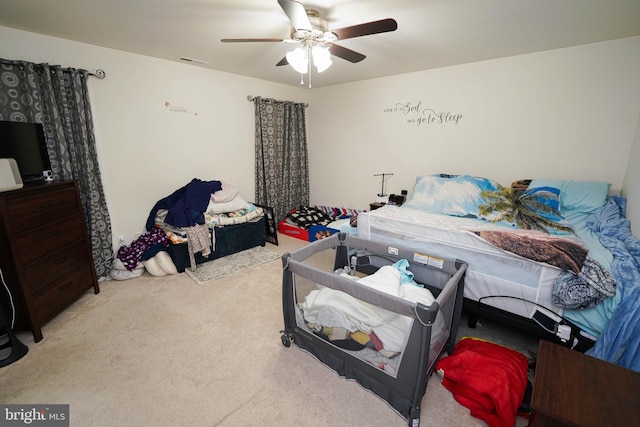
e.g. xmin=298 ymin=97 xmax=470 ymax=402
xmin=331 ymin=18 xmax=398 ymax=40
xmin=276 ymin=57 xmax=289 ymax=67
xmin=278 ymin=0 xmax=312 ymax=31
xmin=221 ymin=38 xmax=284 ymax=43
xmin=329 ymin=44 xmax=366 ymax=63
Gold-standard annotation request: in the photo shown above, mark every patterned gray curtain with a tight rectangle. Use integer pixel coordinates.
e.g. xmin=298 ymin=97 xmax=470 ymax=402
xmin=253 ymin=96 xmax=309 ymax=222
xmin=0 ymin=58 xmax=114 ymax=277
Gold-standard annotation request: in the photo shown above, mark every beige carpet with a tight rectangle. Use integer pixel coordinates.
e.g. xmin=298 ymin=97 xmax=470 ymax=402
xmin=0 ymin=234 xmax=529 ymax=426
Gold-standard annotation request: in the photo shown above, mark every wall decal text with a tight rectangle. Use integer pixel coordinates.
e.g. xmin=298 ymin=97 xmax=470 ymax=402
xmin=165 ymin=101 xmax=198 ymax=116
xmin=384 ymin=101 xmax=462 ymax=126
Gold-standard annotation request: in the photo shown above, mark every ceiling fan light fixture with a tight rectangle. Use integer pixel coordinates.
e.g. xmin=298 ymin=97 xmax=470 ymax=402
xmin=286 ymin=47 xmax=308 ymax=74
xmin=222 ymin=0 xmax=399 ymax=87
xmin=312 ymin=46 xmax=332 ymax=73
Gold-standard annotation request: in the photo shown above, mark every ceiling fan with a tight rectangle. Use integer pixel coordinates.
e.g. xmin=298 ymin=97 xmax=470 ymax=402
xmin=221 ymin=0 xmax=398 ymax=86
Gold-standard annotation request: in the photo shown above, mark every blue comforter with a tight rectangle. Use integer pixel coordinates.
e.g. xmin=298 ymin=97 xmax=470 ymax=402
xmin=585 ymin=198 xmax=640 ymax=372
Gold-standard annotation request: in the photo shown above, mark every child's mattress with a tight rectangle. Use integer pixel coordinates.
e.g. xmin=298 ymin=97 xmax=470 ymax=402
xmin=278 ymin=219 xmax=341 ymax=242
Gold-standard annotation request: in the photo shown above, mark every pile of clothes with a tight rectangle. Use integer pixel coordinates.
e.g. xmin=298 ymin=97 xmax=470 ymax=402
xmin=112 ymin=227 xmax=178 ymax=279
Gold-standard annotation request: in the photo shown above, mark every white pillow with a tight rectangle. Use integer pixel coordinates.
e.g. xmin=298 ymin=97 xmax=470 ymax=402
xmin=211 ymin=183 xmax=239 ymax=203
xmin=143 ymin=257 xmax=167 ymax=276
xmin=206 ymin=194 xmax=250 ymax=214
xmin=110 ymin=268 xmax=144 ymax=281
xmin=110 ymin=258 xmax=144 ymax=280
xmin=155 ymin=251 xmax=178 ymax=275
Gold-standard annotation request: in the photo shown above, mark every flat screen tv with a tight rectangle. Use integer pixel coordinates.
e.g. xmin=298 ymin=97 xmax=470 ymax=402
xmin=0 ymin=120 xmax=52 ymax=182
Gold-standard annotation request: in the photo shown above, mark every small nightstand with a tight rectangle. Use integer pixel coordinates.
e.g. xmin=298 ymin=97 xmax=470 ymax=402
xmin=369 ymin=202 xmax=386 ymax=211
xmin=530 ymin=340 xmax=640 ymax=426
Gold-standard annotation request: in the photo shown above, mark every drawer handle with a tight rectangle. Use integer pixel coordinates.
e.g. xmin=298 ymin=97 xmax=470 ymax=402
xmin=53 ymin=256 xmax=68 ymax=265
xmin=60 ymin=282 xmax=73 ymax=292
xmin=39 ymin=202 xmax=65 ymax=209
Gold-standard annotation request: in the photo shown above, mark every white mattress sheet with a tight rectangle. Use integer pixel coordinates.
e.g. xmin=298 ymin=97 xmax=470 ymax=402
xmin=358 ymin=206 xmax=564 ymax=320
xmin=327 ymin=218 xmax=349 ymax=230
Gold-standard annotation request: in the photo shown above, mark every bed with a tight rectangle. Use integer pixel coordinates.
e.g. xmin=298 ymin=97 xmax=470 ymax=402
xmin=280 ymin=232 xmax=467 ymax=426
xmin=145 ymin=178 xmax=267 ymax=272
xmin=357 ymin=174 xmax=640 ymax=371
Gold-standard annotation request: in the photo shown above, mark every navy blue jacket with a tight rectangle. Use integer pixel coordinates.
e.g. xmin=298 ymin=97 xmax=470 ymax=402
xmin=146 ymin=178 xmax=222 ymax=230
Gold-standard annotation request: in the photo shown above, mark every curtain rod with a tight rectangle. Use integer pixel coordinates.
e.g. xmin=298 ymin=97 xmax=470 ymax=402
xmin=88 ymin=69 xmax=106 ymax=79
xmin=247 ymin=95 xmax=308 ymax=108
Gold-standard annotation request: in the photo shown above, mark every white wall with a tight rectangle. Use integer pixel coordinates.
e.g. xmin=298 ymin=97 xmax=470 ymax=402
xmin=0 ymin=26 xmax=308 ymax=245
xmin=2 ymin=26 xmax=639 ymax=243
xmin=622 ymin=113 xmax=640 ymax=236
xmin=308 ymin=36 xmax=640 ymax=220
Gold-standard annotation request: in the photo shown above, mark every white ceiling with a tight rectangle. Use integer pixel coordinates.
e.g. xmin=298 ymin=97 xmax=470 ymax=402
xmin=1 ymin=0 xmax=639 ymax=88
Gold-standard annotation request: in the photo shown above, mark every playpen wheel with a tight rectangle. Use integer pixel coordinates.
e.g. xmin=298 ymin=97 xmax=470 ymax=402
xmin=281 ymin=334 xmax=291 ymax=347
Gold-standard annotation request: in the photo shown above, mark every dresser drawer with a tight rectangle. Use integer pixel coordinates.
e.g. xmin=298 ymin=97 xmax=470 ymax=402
xmin=0 ymin=180 xmax=98 ymax=342
xmin=22 ymin=241 xmax=91 ymax=295
xmin=6 ymin=185 xmax=80 ymax=233
xmin=14 ymin=215 xmax=87 ymax=265
xmin=32 ymin=265 xmax=95 ymax=326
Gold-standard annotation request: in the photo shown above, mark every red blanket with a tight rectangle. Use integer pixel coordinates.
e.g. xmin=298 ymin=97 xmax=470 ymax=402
xmin=435 ymin=338 xmax=529 ymax=427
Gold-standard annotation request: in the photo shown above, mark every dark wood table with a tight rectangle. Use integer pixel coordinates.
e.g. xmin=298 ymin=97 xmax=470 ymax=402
xmin=530 ymin=340 xmax=640 ymax=426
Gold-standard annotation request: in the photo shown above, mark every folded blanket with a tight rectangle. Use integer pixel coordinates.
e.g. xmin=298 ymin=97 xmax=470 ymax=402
xmin=552 ymin=256 xmax=616 ymax=309
xmin=474 ymin=229 xmax=587 ymax=273
xmin=435 ymin=337 xmax=529 ymax=427
xmin=286 ymin=206 xmax=333 ymax=229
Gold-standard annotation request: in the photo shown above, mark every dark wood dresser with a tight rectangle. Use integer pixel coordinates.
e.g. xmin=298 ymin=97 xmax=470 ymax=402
xmin=530 ymin=340 xmax=640 ymax=426
xmin=0 ymin=180 xmax=99 ymax=342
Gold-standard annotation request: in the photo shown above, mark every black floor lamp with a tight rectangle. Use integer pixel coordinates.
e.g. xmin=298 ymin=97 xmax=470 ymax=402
xmin=0 ymin=301 xmax=28 ymax=367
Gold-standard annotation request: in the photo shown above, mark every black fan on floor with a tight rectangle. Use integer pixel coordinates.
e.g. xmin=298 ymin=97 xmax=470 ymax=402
xmin=0 ymin=301 xmax=28 ymax=367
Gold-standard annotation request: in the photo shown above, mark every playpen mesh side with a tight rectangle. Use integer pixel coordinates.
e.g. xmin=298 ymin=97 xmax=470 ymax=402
xmin=281 ymin=233 xmax=466 ymax=425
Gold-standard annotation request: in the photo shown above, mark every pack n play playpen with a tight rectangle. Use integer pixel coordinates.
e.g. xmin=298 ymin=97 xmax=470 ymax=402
xmin=280 ymin=233 xmax=467 ymax=426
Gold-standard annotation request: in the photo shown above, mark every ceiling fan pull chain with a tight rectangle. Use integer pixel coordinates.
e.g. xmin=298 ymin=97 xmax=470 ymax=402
xmin=308 ymin=47 xmax=312 ymax=88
